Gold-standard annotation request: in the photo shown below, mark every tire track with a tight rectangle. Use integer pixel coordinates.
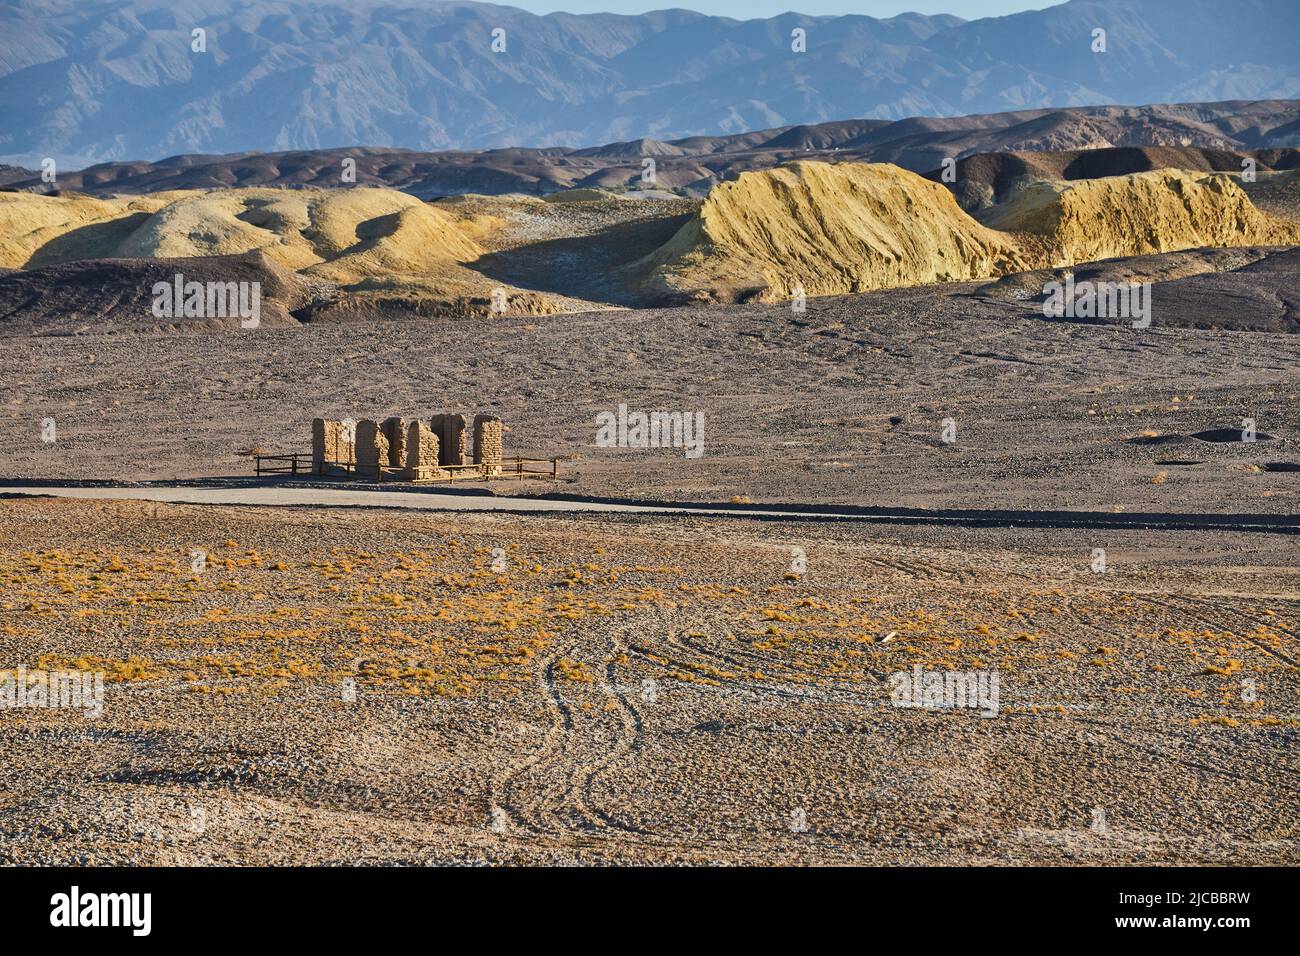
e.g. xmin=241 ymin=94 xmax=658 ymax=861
xmin=1076 ymin=720 xmax=1295 ymax=794
xmin=486 ymin=642 xmax=574 ymax=837
xmin=572 ymin=629 xmax=650 ymax=834
xmin=1150 ymin=593 xmax=1300 ymax=669
xmin=488 ymin=626 xmax=648 ymax=843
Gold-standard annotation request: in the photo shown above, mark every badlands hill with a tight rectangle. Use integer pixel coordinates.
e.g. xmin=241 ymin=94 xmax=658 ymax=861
xmin=6 ymin=101 xmax=1300 ymax=201
xmin=980 ymin=169 xmax=1300 ymax=266
xmin=0 ymin=186 xmax=556 ymax=316
xmin=0 ymin=252 xmax=316 ymax=334
xmin=633 ymin=162 xmax=1030 ymax=303
xmin=633 ymin=162 xmax=1300 ymax=303
xmin=926 ymin=146 xmax=1300 ymax=212
xmin=3 ymin=159 xmax=1300 ymax=322
xmin=1 ymin=187 xmax=478 ymax=273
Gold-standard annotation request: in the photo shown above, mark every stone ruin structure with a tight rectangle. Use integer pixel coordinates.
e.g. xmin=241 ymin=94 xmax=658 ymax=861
xmin=354 ymin=420 xmax=387 ymax=480
xmin=312 ymin=413 xmax=504 ymax=481
xmin=353 ymin=417 xmax=410 ymax=479
xmin=312 ymin=418 xmax=355 ymax=477
xmin=473 ymin=414 xmax=504 ymax=477
xmin=404 ymin=420 xmax=445 ymax=481
xmin=430 ymin=413 xmax=469 ymax=468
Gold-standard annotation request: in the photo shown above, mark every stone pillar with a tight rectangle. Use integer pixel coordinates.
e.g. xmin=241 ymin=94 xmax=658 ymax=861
xmin=355 ymin=420 xmax=388 ymax=480
xmin=312 ymin=418 xmax=354 ymax=476
xmin=381 ymin=417 xmax=407 ymax=468
xmin=403 ymin=421 xmax=446 ymax=480
xmin=337 ymin=418 xmax=357 ymax=468
xmin=312 ymin=418 xmax=329 ymax=475
xmin=473 ymin=414 xmax=504 ymax=477
xmin=430 ymin=413 xmax=469 ymax=467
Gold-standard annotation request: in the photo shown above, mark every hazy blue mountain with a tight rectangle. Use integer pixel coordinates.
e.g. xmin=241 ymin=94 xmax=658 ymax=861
xmin=2 ymin=0 xmax=1297 ymax=166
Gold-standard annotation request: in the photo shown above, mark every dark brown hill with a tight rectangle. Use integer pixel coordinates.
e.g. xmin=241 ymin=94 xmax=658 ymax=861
xmin=924 ymin=146 xmax=1300 ymax=211
xmin=12 ymin=101 xmax=1299 ymax=201
xmin=0 ymin=252 xmax=323 ymax=334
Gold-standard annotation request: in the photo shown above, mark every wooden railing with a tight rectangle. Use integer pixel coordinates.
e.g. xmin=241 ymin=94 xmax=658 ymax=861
xmin=253 ymin=453 xmax=310 ymax=476
xmin=254 ymin=454 xmax=560 ymax=482
xmin=400 ymin=463 xmax=493 ymax=483
xmin=500 ymin=457 xmax=559 ymax=481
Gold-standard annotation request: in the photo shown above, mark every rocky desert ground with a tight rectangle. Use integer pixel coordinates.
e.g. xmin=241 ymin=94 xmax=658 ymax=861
xmin=0 ymin=496 xmax=1295 ymax=865
xmin=2 ymin=263 xmax=1299 ymax=513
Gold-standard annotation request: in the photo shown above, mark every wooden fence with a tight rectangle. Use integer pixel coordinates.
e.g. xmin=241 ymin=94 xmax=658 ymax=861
xmin=499 ymin=457 xmax=559 ymax=481
xmin=253 ymin=453 xmax=310 ymax=476
xmin=254 ymin=454 xmax=559 ymax=483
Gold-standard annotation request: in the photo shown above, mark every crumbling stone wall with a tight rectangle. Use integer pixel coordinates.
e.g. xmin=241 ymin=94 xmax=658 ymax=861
xmin=355 ymin=420 xmax=389 ymax=479
xmin=338 ymin=419 xmax=357 ymax=467
xmin=430 ymin=413 xmax=469 ymax=467
xmin=311 ymin=418 xmax=355 ymax=476
xmin=473 ymin=414 xmax=504 ymax=477
xmin=311 ymin=418 xmax=330 ymax=475
xmin=381 ymin=417 xmax=407 ymax=468
xmin=403 ymin=420 xmax=446 ymax=480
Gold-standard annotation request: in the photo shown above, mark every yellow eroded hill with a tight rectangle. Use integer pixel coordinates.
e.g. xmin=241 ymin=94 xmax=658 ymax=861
xmin=0 ymin=192 xmax=169 ymax=269
xmin=0 ymin=187 xmax=483 ymax=279
xmin=117 ymin=187 xmax=484 ymax=277
xmin=980 ymin=169 xmax=1300 ymax=266
xmin=633 ymin=162 xmax=1300 ymax=303
xmin=635 ymin=161 xmax=1032 ymax=302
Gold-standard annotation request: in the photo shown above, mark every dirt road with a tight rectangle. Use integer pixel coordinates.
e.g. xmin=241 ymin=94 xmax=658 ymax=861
xmin=3 ymin=484 xmax=1298 ymax=535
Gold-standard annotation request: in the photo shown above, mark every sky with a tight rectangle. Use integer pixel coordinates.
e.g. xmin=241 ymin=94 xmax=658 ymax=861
xmin=497 ymin=1 xmax=1057 ymax=18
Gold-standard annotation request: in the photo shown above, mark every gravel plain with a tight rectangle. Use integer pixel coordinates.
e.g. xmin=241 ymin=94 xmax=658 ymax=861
xmin=2 ymin=265 xmax=1298 ymax=515
xmin=0 ymin=496 xmax=1295 ymax=865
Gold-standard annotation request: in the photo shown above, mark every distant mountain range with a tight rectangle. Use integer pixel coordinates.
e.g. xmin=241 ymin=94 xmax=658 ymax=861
xmin=3 ymin=0 xmax=1299 ymax=167
xmin=6 ymin=100 xmax=1298 ymax=198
